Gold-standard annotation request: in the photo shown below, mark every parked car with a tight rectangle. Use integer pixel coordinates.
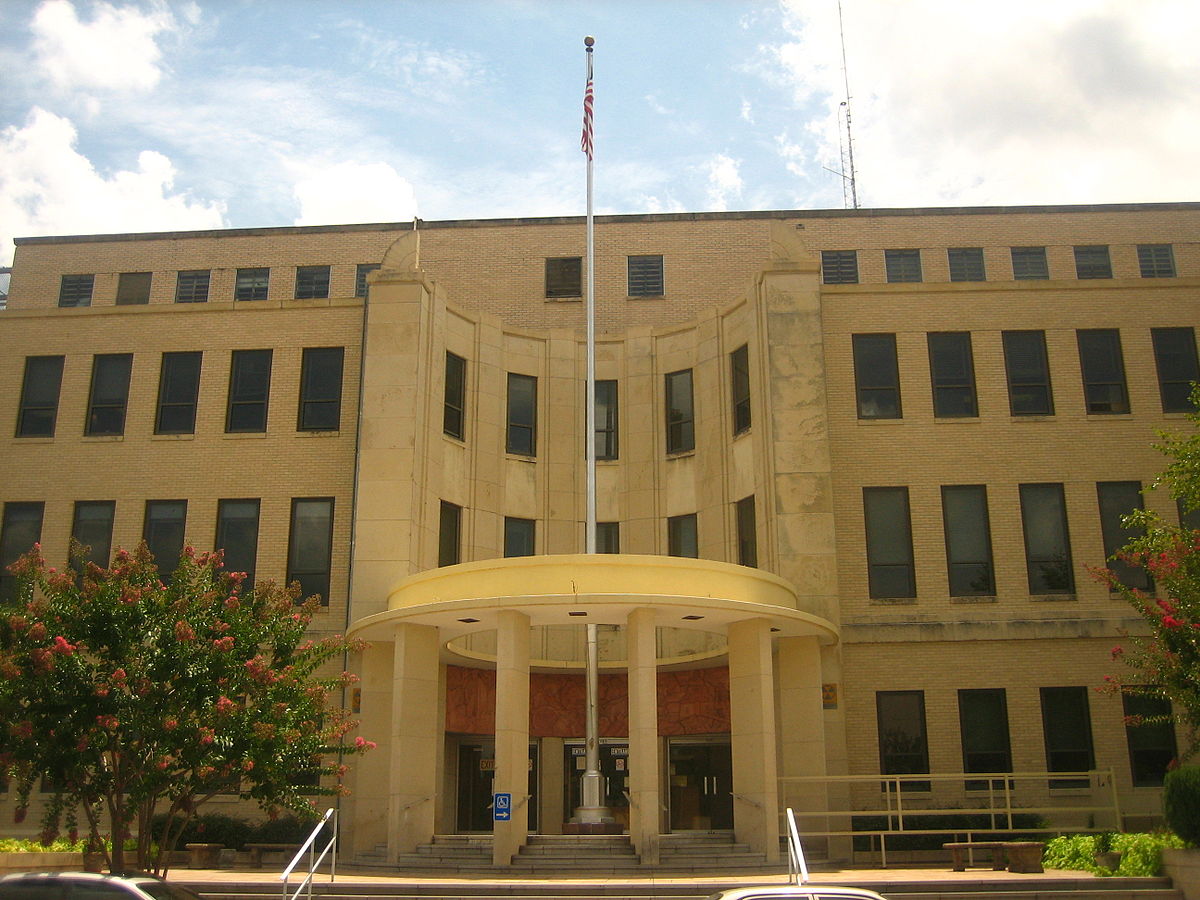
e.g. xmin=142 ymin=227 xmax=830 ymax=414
xmin=709 ymin=887 xmax=890 ymax=900
xmin=0 ymin=872 xmax=206 ymax=900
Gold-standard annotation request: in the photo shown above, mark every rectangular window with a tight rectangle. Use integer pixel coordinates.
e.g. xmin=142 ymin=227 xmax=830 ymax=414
xmin=216 ymin=499 xmax=260 ymax=589
xmin=1077 ymin=329 xmax=1129 ymax=414
xmin=287 ymin=498 xmax=334 ymax=604
xmin=175 ymin=270 xmax=210 ymax=303
xmin=1152 ymin=327 xmax=1199 ymax=413
xmin=16 ymin=355 xmax=65 ymax=437
xmin=227 ymin=349 xmax=272 ymax=432
xmin=355 ymin=263 xmax=381 ymax=298
xmin=852 ymin=334 xmax=901 ymax=419
xmin=1138 ymin=244 xmax=1176 ymax=278
xmin=1011 ymin=246 xmax=1049 ymax=280
xmin=1020 ymin=483 xmax=1074 ymax=594
xmin=545 ymin=257 xmax=582 ymax=298
xmin=503 ymin=517 xmax=535 ymax=558
xmin=1123 ymin=691 xmax=1177 ymax=787
xmin=298 ymin=347 xmax=344 ymax=431
xmin=438 ymin=501 xmax=461 ymax=567
xmin=627 ymin=255 xmax=664 ymax=296
xmin=928 ymin=332 xmax=978 ymax=417
xmin=116 ymin=272 xmax=152 ymax=305
xmin=0 ymin=502 xmax=44 ymax=601
xmin=1074 ymin=245 xmax=1112 ymax=279
xmin=667 ymin=513 xmax=698 ymax=558
xmin=234 ymin=267 xmax=269 ymax=301
xmin=876 ymin=691 xmax=929 ymax=791
xmin=144 ymin=500 xmax=186 ymax=581
xmin=885 ymin=249 xmax=922 ymax=283
xmin=731 ymin=344 xmax=751 ymax=435
xmin=1002 ymin=330 xmax=1054 ymax=416
xmin=595 ymin=379 xmax=618 ymax=460
xmin=85 ymin=353 xmax=133 ymax=436
xmin=59 ymin=274 xmax=94 ymax=307
xmin=665 ymin=369 xmax=695 ymax=453
xmin=1180 ymin=497 xmax=1200 ymax=533
xmin=942 ymin=485 xmax=994 ymax=596
xmin=71 ymin=500 xmax=115 ymax=573
xmin=1040 ymin=686 xmax=1095 ymax=788
xmin=155 ymin=351 xmax=202 ymax=434
xmin=863 ymin=487 xmax=915 ymax=599
xmin=444 ymin=352 xmax=467 ymax=440
xmin=959 ymin=689 xmax=1012 ymax=790
xmin=1097 ymin=481 xmax=1151 ymax=591
xmin=736 ymin=495 xmax=757 ymax=568
xmin=295 ymin=265 xmax=330 ymax=300
xmin=597 ymin=521 xmax=620 ymax=554
xmin=821 ymin=250 xmax=859 ymax=285
xmin=948 ymin=247 xmax=986 ymax=282
xmin=506 ymin=373 xmax=537 ymax=456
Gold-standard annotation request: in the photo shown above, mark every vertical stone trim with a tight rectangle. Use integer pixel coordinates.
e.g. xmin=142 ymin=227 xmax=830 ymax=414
xmin=626 ymin=607 xmax=660 ymax=864
xmin=776 ymin=636 xmax=827 ymax=841
xmin=387 ymin=623 xmax=441 ymax=860
xmin=493 ymin=610 xmax=531 ymax=865
xmin=728 ymin=617 xmax=780 ymax=861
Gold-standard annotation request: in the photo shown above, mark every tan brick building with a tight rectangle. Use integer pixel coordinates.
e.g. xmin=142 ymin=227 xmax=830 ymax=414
xmin=1 ymin=202 xmax=1197 ymax=866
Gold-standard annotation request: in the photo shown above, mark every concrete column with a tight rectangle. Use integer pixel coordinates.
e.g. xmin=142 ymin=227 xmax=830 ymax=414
xmin=728 ymin=617 xmax=780 ymax=862
xmin=539 ymin=736 xmax=565 ymax=834
xmin=387 ymin=623 xmax=441 ymax=860
xmin=776 ymin=636 xmax=827 ymax=852
xmin=626 ymin=608 xmax=660 ymax=864
xmin=493 ymin=609 xmax=531 ymax=865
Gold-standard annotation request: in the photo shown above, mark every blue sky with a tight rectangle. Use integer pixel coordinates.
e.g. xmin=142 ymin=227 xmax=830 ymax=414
xmin=2 ymin=0 xmax=1199 ymax=274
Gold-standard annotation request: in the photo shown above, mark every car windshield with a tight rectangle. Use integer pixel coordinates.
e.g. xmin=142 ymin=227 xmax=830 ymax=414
xmin=136 ymin=883 xmax=205 ymax=900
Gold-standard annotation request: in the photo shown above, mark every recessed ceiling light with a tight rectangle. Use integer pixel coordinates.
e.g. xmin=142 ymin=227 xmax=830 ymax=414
xmin=682 ymin=615 xmax=704 ymax=621
xmin=568 ymin=611 xmax=587 ymax=617
xmin=458 ymin=617 xmax=480 ymax=623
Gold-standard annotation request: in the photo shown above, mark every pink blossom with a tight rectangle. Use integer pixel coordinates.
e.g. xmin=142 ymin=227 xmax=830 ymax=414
xmin=175 ymin=621 xmax=195 ymax=642
xmin=212 ymin=636 xmax=235 ymax=651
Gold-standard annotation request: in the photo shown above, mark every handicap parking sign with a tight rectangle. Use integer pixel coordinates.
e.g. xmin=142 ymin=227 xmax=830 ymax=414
xmin=493 ymin=792 xmax=512 ymax=821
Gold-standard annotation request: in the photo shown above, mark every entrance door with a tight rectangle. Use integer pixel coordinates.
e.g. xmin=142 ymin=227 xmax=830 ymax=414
xmin=455 ymin=740 xmax=538 ymax=832
xmin=668 ymin=739 xmax=733 ymax=831
xmin=563 ymin=741 xmax=630 ymax=831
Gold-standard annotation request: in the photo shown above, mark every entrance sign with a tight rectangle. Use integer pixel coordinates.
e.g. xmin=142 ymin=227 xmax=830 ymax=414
xmin=493 ymin=792 xmax=512 ymax=821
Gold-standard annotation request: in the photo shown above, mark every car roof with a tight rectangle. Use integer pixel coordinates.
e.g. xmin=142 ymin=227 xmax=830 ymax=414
xmin=708 ymin=887 xmax=889 ymax=900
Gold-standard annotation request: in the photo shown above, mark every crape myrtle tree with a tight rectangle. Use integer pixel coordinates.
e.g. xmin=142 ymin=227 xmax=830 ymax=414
xmin=0 ymin=542 xmax=374 ymax=875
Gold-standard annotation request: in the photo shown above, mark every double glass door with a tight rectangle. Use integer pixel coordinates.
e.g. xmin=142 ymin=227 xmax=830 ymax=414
xmin=668 ymin=739 xmax=733 ymax=831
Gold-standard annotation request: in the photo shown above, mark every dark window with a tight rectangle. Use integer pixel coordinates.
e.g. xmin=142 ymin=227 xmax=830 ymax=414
xmin=85 ymin=353 xmax=133 ymax=436
xmin=545 ymin=257 xmax=582 ymax=298
xmin=144 ymin=500 xmax=186 ymax=580
xmin=234 ymin=267 xmax=269 ymax=301
xmin=0 ymin=502 xmax=43 ymax=601
xmin=1097 ymin=481 xmax=1150 ymax=592
xmin=116 ymin=272 xmax=152 ymax=305
xmin=71 ymin=501 xmax=115 ymax=573
xmin=444 ymin=352 xmax=466 ymax=440
xmin=731 ymin=344 xmax=751 ymax=435
xmin=595 ymin=379 xmax=618 ymax=460
xmin=736 ymin=495 xmax=757 ymax=568
xmin=863 ymin=487 xmax=915 ymax=599
xmin=287 ymin=498 xmax=334 ymax=604
xmin=1020 ymin=483 xmax=1074 ymax=593
xmin=667 ymin=513 xmax=698 ymax=558
xmin=928 ymin=332 xmax=977 ymax=417
xmin=821 ymin=250 xmax=859 ymax=284
xmin=439 ymin=501 xmax=461 ymax=567
xmin=175 ymin=270 xmax=210 ymax=303
xmin=885 ymin=249 xmax=922 ymax=283
xmin=665 ymin=369 xmax=695 ymax=453
xmin=1152 ymin=327 xmax=1199 ymax=413
xmin=959 ymin=689 xmax=1012 ymax=790
xmin=59 ymin=274 xmax=94 ymax=307
xmin=1138 ymin=244 xmax=1176 ymax=278
xmin=1011 ymin=246 xmax=1049 ymax=280
xmin=356 ymin=263 xmax=381 ymax=298
xmin=1002 ymin=330 xmax=1054 ymax=416
xmin=227 ymin=349 xmax=272 ymax=432
xmin=216 ymin=499 xmax=259 ymax=589
xmin=506 ymin=373 xmax=537 ymax=456
xmin=16 ymin=355 xmax=65 ymax=437
xmin=942 ymin=485 xmax=994 ymax=596
xmin=876 ymin=691 xmax=929 ymax=791
xmin=1040 ymin=686 xmax=1095 ymax=788
xmin=852 ymin=334 xmax=901 ymax=419
xmin=155 ymin=351 xmax=202 ymax=434
xmin=295 ymin=265 xmax=330 ymax=299
xmin=597 ymin=521 xmax=620 ymax=554
xmin=1180 ymin=497 xmax=1200 ymax=532
xmin=948 ymin=247 xmax=985 ymax=282
xmin=1077 ymin=329 xmax=1129 ymax=414
xmin=504 ymin=517 xmax=535 ymax=557
xmin=627 ymin=255 xmax=664 ymax=296
xmin=298 ymin=347 xmax=344 ymax=431
xmin=1122 ymin=691 xmax=1177 ymax=787
xmin=1074 ymin=245 xmax=1112 ymax=279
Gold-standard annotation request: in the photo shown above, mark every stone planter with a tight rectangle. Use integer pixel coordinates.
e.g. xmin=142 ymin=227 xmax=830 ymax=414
xmin=1095 ymin=851 xmax=1123 ymax=871
xmin=1163 ymin=848 xmax=1200 ymax=900
xmin=0 ymin=851 xmax=83 ymax=874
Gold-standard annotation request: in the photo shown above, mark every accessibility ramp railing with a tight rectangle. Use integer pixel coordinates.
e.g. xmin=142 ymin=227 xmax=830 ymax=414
xmin=280 ymin=807 xmax=337 ymax=900
xmin=786 ymin=807 xmax=809 ymax=885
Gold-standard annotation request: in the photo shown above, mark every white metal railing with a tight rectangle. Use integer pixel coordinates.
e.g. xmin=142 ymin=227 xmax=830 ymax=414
xmin=785 ymin=808 xmax=809 ymax=885
xmin=280 ymin=807 xmax=337 ymax=900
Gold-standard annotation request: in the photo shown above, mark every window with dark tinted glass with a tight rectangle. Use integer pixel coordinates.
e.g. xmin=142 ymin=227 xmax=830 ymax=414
xmin=627 ymin=255 xmax=664 ymax=296
xmin=355 ymin=263 xmax=381 ymax=298
xmin=948 ymin=247 xmax=985 ymax=282
xmin=1077 ymin=329 xmax=1129 ymax=414
xmin=155 ymin=351 xmax=202 ymax=434
xmin=665 ymin=369 xmax=695 ymax=453
xmin=0 ymin=502 xmax=43 ymax=601
xmin=234 ymin=267 xmax=269 ymax=301
xmin=597 ymin=521 xmax=620 ymax=554
xmin=444 ymin=352 xmax=466 ymax=440
xmin=1040 ymin=686 xmax=1094 ymax=788
xmin=736 ymin=495 xmax=757 ymax=567
xmin=504 ymin=517 xmax=535 ymax=557
xmin=667 ymin=513 xmax=698 ymax=558
xmin=85 ymin=353 xmax=133 ymax=436
xmin=852 ymin=334 xmax=901 ymax=419
xmin=227 ymin=349 xmax=272 ymax=432
xmin=298 ymin=347 xmax=344 ymax=431
xmin=295 ymin=265 xmax=330 ymax=299
xmin=1020 ymin=483 xmax=1074 ymax=593
xmin=1002 ymin=330 xmax=1053 ymax=415
xmin=1138 ymin=244 xmax=1176 ymax=278
xmin=885 ymin=249 xmax=922 ymax=283
xmin=942 ymin=485 xmax=994 ymax=596
xmin=439 ymin=501 xmax=461 ymax=567
xmin=545 ymin=257 xmax=582 ymax=298
xmin=595 ymin=379 xmax=618 ymax=460
xmin=731 ymin=344 xmax=751 ymax=434
xmin=216 ymin=499 xmax=259 ymax=589
xmin=287 ymin=498 xmax=334 ymax=604
xmin=71 ymin=500 xmax=115 ymax=573
xmin=176 ymin=270 xmax=210 ymax=303
xmin=1152 ymin=327 xmax=1198 ymax=413
xmin=16 ymin=355 xmax=64 ymax=437
xmin=144 ymin=500 xmax=186 ymax=581
xmin=59 ymin=274 xmax=94 ymax=307
xmin=1074 ymin=245 xmax=1112 ymax=279
xmin=1123 ymin=691 xmax=1176 ymax=787
xmin=116 ymin=272 xmax=152 ymax=305
xmin=863 ymin=487 xmax=915 ymax=598
xmin=506 ymin=373 xmax=537 ymax=456
xmin=1011 ymin=246 xmax=1049 ymax=280
xmin=959 ymin=689 xmax=1012 ymax=789
xmin=928 ymin=332 xmax=977 ymax=417
xmin=1097 ymin=481 xmax=1150 ymax=591
xmin=821 ymin=250 xmax=859 ymax=284
xmin=877 ymin=691 xmax=929 ymax=791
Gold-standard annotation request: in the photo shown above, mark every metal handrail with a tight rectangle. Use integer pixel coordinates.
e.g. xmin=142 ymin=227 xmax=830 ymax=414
xmin=280 ymin=807 xmax=337 ymax=900
xmin=785 ymin=808 xmax=809 ymax=885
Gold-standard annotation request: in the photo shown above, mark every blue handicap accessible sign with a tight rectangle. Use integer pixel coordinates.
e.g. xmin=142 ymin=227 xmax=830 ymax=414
xmin=493 ymin=792 xmax=512 ymax=821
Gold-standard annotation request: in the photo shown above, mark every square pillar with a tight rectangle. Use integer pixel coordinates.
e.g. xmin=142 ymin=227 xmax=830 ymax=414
xmin=728 ymin=617 xmax=780 ymax=862
xmin=626 ymin=607 xmax=660 ymax=864
xmin=493 ymin=609 xmax=530 ymax=865
xmin=387 ymin=623 xmax=441 ymax=860
xmin=777 ymin=636 xmax=828 ymax=851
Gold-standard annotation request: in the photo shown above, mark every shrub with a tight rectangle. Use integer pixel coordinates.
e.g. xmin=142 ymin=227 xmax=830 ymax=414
xmin=1164 ymin=767 xmax=1200 ymax=845
xmin=851 ymin=812 xmax=1045 ymax=851
xmin=151 ymin=813 xmax=253 ymax=850
xmin=249 ymin=816 xmax=315 ymax=845
xmin=1114 ymin=831 xmax=1184 ymax=876
xmin=1042 ymin=832 xmax=1183 ymax=876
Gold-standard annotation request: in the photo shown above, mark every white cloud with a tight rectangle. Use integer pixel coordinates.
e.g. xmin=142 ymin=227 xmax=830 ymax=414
xmin=292 ymin=162 xmax=420 ymax=226
xmin=702 ymin=154 xmax=743 ymax=212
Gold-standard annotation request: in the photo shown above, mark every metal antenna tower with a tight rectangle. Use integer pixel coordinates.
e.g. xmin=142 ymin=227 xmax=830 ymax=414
xmin=837 ymin=0 xmax=860 ymax=208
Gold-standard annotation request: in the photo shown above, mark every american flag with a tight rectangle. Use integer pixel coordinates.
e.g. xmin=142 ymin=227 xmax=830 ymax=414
xmin=581 ymin=66 xmax=594 ymax=160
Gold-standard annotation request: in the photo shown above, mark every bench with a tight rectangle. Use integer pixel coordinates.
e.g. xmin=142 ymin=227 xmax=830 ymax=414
xmin=184 ymin=842 xmax=224 ymax=869
xmin=1004 ymin=841 xmax=1045 ymax=874
xmin=244 ymin=842 xmax=298 ymax=868
xmin=943 ymin=840 xmax=1045 ymax=873
xmin=944 ymin=841 xmax=1008 ymax=872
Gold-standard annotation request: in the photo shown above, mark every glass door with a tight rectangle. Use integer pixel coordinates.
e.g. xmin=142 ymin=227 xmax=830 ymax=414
xmin=667 ymin=739 xmax=733 ymax=831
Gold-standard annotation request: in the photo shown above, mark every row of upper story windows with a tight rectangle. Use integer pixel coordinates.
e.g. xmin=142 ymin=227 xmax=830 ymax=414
xmin=822 ymin=243 xmax=1182 ymax=284
xmin=14 ymin=347 xmax=345 ymax=438
xmin=852 ymin=326 xmax=1199 ymax=420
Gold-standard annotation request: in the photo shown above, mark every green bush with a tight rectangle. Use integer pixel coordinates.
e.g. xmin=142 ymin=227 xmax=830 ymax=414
xmin=249 ymin=816 xmax=317 ymax=846
xmin=1164 ymin=767 xmax=1200 ymax=845
xmin=1042 ymin=832 xmax=1183 ymax=876
xmin=851 ymin=812 xmax=1046 ymax=851
xmin=150 ymin=813 xmax=253 ymax=850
